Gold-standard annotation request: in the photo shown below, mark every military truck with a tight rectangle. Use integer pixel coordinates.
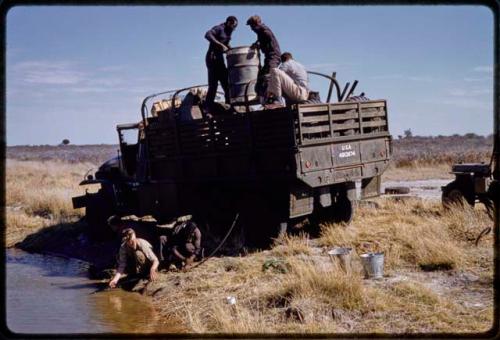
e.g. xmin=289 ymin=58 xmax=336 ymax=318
xmin=73 ymin=90 xmax=391 ymax=244
xmin=73 ymin=51 xmax=392 ymax=244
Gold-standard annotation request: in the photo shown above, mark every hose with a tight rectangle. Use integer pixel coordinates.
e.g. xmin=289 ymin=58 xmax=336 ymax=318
xmin=475 ymin=226 xmax=492 ymax=247
xmin=188 ymin=213 xmax=240 ymax=270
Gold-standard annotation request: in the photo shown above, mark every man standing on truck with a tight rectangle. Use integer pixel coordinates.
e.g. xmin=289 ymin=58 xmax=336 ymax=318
xmin=266 ymin=52 xmax=310 ymax=108
xmin=246 ymin=15 xmax=281 ymax=104
xmin=204 ymin=16 xmax=238 ymax=110
xmin=108 ymin=228 xmax=159 ymax=288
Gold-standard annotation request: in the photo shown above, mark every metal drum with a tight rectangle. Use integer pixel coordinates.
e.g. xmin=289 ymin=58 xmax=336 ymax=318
xmin=225 ymin=46 xmax=260 ymax=105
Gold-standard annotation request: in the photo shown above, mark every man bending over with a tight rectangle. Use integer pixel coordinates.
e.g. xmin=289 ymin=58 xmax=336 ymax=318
xmin=109 ymin=228 xmax=159 ymax=288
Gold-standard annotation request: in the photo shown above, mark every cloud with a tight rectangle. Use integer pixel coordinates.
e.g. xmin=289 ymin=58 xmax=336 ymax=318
xmin=448 ymin=87 xmax=492 ymax=97
xmin=464 ymin=76 xmax=492 ymax=82
xmin=97 ymin=65 xmax=126 ymax=72
xmin=441 ymin=98 xmax=492 ymax=111
xmin=305 ymin=63 xmax=340 ymax=71
xmin=407 ymin=75 xmax=437 ymax=82
xmin=12 ymin=61 xmax=86 ymax=85
xmin=369 ymin=74 xmax=403 ymax=80
xmin=473 ymin=65 xmax=493 ymax=73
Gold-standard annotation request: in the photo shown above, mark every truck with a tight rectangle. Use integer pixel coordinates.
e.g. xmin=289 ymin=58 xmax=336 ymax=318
xmin=73 ymin=70 xmax=392 ymax=246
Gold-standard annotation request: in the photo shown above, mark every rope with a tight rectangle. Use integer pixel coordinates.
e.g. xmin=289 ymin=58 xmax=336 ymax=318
xmin=188 ymin=213 xmax=240 ymax=270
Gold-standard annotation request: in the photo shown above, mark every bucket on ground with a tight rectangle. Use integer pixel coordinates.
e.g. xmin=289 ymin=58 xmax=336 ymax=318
xmin=359 ymin=252 xmax=384 ymax=279
xmin=225 ymin=46 xmax=260 ymax=105
xmin=327 ymin=247 xmax=352 ymax=274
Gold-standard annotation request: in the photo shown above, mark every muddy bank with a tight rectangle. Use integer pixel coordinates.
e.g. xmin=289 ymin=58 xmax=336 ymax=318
xmin=15 ymin=221 xmax=118 ymax=277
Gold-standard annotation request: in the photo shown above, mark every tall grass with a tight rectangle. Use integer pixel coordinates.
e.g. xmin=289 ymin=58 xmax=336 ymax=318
xmin=5 ymin=159 xmax=91 ymax=246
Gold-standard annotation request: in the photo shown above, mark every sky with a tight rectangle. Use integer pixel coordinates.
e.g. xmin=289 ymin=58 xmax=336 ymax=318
xmin=6 ymin=5 xmax=494 ymax=145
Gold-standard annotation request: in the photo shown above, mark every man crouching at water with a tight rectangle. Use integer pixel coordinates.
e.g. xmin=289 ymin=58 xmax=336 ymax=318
xmin=108 ymin=228 xmax=159 ymax=288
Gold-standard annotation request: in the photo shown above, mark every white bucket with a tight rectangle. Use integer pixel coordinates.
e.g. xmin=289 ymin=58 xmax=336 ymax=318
xmin=360 ymin=252 xmax=384 ymax=279
xmin=328 ymin=247 xmax=352 ymax=274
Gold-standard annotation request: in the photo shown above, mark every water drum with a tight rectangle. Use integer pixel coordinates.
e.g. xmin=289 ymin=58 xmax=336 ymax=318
xmin=225 ymin=46 xmax=260 ymax=105
xmin=359 ymin=252 xmax=384 ymax=279
xmin=327 ymin=247 xmax=352 ymax=274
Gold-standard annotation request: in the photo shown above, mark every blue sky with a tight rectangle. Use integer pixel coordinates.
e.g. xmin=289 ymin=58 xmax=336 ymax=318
xmin=6 ymin=5 xmax=494 ymax=145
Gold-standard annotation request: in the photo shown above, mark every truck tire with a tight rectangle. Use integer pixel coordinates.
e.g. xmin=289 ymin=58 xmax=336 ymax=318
xmin=310 ymin=193 xmax=355 ymax=232
xmin=332 ymin=194 xmax=355 ymax=224
xmin=442 ymin=181 xmax=475 ymax=208
xmin=85 ymin=190 xmax=115 ymax=241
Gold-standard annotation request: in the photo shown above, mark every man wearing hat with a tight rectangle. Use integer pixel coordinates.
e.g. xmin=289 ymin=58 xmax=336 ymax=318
xmin=108 ymin=227 xmax=159 ymax=288
xmin=158 ymin=215 xmax=202 ymax=270
xmin=246 ymin=15 xmax=281 ymax=104
xmin=204 ymin=16 xmax=239 ymax=110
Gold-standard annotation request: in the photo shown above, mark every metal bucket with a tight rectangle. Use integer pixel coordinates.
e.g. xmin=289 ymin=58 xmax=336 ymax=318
xmin=327 ymin=247 xmax=352 ymax=274
xmin=360 ymin=252 xmax=384 ymax=279
xmin=225 ymin=46 xmax=260 ymax=105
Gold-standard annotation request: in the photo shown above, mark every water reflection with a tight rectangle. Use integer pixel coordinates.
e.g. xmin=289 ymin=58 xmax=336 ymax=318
xmin=6 ymin=248 xmax=182 ymax=334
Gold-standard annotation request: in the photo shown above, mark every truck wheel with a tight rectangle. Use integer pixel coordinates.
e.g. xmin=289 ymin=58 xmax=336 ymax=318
xmin=310 ymin=194 xmax=355 ymax=230
xmin=331 ymin=195 xmax=355 ymax=224
xmin=86 ymin=190 xmax=115 ymax=241
xmin=442 ymin=181 xmax=474 ymax=208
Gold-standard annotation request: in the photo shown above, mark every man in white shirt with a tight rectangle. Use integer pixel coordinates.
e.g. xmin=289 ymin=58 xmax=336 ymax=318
xmin=265 ymin=52 xmax=310 ymax=108
xmin=108 ymin=228 xmax=159 ymax=288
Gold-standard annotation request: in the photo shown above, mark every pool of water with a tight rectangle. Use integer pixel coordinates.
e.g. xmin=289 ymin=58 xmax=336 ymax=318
xmin=6 ymin=248 xmax=181 ymax=334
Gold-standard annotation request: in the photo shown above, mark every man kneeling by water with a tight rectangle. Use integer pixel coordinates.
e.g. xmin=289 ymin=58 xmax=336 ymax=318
xmin=108 ymin=228 xmax=159 ymax=288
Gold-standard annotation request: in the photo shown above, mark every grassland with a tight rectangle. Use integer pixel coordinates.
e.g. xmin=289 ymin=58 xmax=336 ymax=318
xmin=146 ymin=198 xmax=493 ymax=333
xmin=4 ymin=135 xmax=496 ymax=334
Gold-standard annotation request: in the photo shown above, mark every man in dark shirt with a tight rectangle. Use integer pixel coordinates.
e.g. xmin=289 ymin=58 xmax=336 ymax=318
xmin=246 ymin=15 xmax=281 ymax=102
xmin=159 ymin=217 xmax=202 ymax=270
xmin=204 ymin=16 xmax=238 ymax=110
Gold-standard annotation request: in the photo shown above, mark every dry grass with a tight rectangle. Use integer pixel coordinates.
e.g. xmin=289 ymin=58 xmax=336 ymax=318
xmin=382 ymin=162 xmax=453 ymax=181
xmin=4 ymin=146 xmax=494 ymax=334
xmin=147 ymin=197 xmax=493 ymax=334
xmin=319 ymin=198 xmax=492 ymax=271
xmin=5 ymin=159 xmax=92 ymax=246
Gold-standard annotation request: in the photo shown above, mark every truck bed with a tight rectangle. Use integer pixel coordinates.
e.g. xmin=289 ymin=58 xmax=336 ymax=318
xmin=144 ymin=100 xmax=391 ymax=185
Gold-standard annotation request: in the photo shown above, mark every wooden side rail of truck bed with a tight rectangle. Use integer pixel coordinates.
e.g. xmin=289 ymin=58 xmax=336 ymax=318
xmin=144 ymin=100 xmax=391 ymax=182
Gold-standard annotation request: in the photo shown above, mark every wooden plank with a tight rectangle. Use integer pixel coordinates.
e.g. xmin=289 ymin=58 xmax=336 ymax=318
xmin=301 ymin=125 xmax=331 ymax=134
xmin=330 ymin=103 xmax=359 ymax=111
xmin=300 ymin=114 xmax=329 ymax=123
xmin=330 ymin=112 xmax=359 ymax=121
xmin=362 ymin=120 xmax=387 ymax=128
xmin=332 ymin=123 xmax=360 ymax=131
xmin=361 ymin=110 xmax=386 ymax=119
xmin=178 ymin=130 xmax=211 ymax=138
xmin=359 ymin=101 xmax=386 ymax=109
xmin=297 ymin=104 xmax=330 ymax=113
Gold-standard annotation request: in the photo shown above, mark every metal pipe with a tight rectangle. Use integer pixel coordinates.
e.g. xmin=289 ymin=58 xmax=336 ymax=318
xmin=326 ymin=72 xmax=336 ymax=103
xmin=171 ymin=84 xmax=208 ymax=113
xmin=307 ymin=71 xmax=342 ymax=102
xmin=340 ymin=82 xmax=350 ymax=102
xmin=343 ymin=80 xmax=358 ymax=102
